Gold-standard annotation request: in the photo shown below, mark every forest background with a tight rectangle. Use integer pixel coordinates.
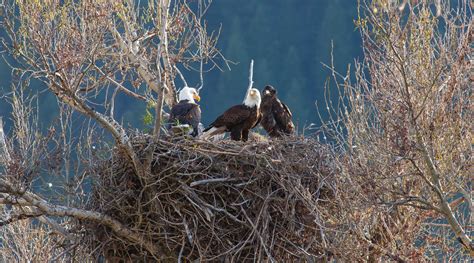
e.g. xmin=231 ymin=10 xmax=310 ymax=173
xmin=0 ymin=0 xmax=361 ymax=131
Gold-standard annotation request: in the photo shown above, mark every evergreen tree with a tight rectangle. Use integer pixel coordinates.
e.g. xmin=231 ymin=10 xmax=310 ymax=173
xmin=0 ymin=1 xmax=362 ymax=127
xmin=280 ymin=45 xmax=308 ymax=126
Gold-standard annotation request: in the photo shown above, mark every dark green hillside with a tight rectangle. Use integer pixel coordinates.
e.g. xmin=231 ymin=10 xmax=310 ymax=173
xmin=0 ymin=0 xmax=362 ymax=130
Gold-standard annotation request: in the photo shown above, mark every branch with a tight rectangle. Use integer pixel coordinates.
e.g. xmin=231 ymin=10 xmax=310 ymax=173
xmin=0 ymin=196 xmax=74 ymax=240
xmin=94 ymin=65 xmax=147 ymax=102
xmin=174 ymin=65 xmax=189 ymax=88
xmin=153 ymin=0 xmax=172 ymax=139
xmin=355 ymin=229 xmax=408 ymax=263
xmin=0 ymin=178 xmax=163 ymax=258
xmin=190 ymin=177 xmax=232 ymax=187
xmin=45 ymin=76 xmax=146 ymax=177
xmin=0 ymin=116 xmax=12 ymax=165
xmin=456 ymin=184 xmax=473 ymax=214
xmin=198 ymin=4 xmax=205 ymax=92
xmin=414 ymin=129 xmax=473 ymax=253
xmin=0 ymin=211 xmax=42 ymax=226
xmin=109 ymin=25 xmax=176 ymax=106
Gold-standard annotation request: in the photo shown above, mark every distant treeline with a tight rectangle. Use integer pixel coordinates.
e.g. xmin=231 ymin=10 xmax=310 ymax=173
xmin=0 ymin=0 xmax=362 ymax=131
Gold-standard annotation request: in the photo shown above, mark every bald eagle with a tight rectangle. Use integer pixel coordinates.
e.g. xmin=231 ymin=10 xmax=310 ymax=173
xmin=167 ymin=87 xmax=201 ymax=137
xmin=260 ymin=85 xmax=295 ymax=137
xmin=201 ymin=88 xmax=261 ymax=142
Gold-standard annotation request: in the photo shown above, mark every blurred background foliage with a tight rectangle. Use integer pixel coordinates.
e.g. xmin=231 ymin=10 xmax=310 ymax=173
xmin=0 ymin=0 xmax=362 ymax=132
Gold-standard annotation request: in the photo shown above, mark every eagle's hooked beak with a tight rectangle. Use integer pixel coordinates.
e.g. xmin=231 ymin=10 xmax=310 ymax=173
xmin=193 ymin=93 xmax=201 ymax=102
xmin=264 ymin=90 xmax=270 ymax=95
xmin=250 ymin=90 xmax=257 ymax=96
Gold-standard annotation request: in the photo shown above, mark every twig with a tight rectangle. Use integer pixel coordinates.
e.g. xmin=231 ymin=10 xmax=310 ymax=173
xmin=190 ymin=177 xmax=231 ymax=187
xmin=0 ymin=116 xmax=11 ymax=165
xmin=174 ymin=65 xmax=189 ymax=88
xmin=94 ymin=65 xmax=147 ymax=101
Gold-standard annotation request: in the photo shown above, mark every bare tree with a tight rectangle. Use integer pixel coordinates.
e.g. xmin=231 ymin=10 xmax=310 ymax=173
xmin=0 ymin=0 xmax=225 ymax=260
xmin=321 ymin=0 xmax=472 ymax=259
xmin=2 ymin=0 xmax=225 ymax=173
xmin=1 ymin=0 xmax=471 ymax=261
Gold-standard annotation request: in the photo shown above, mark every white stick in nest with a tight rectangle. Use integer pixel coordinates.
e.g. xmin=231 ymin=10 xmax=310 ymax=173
xmin=243 ymin=59 xmax=254 ymax=103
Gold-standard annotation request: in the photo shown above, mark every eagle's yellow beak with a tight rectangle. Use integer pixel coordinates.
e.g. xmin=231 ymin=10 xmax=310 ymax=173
xmin=250 ymin=90 xmax=256 ymax=96
xmin=193 ymin=93 xmax=201 ymax=102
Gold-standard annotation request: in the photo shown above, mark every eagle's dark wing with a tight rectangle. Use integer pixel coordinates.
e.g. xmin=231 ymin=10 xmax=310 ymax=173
xmin=273 ymin=99 xmax=295 ymax=134
xmin=187 ymin=104 xmax=201 ymax=136
xmin=252 ymin=111 xmax=262 ymax=129
xmin=169 ymin=102 xmax=201 ymax=136
xmin=206 ymin=105 xmax=251 ymax=131
xmin=260 ymin=97 xmax=276 ymax=133
xmin=281 ymin=102 xmax=292 ymax=118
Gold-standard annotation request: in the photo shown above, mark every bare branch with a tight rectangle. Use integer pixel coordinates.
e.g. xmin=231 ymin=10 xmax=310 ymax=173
xmin=0 ymin=178 xmax=162 ymax=258
xmin=0 ymin=116 xmax=11 ymax=165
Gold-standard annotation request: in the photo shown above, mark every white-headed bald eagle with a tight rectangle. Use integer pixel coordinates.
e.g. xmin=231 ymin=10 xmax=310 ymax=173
xmin=260 ymin=85 xmax=295 ymax=137
xmin=201 ymin=88 xmax=261 ymax=142
xmin=167 ymin=87 xmax=201 ymax=137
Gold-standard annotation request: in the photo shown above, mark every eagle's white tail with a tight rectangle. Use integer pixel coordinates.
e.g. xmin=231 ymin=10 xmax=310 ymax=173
xmin=200 ymin=126 xmax=226 ymax=141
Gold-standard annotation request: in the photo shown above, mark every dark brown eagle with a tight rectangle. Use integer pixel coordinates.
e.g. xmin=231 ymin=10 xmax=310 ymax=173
xmin=260 ymin=85 xmax=295 ymax=137
xmin=201 ymin=88 xmax=261 ymax=141
xmin=167 ymin=87 xmax=201 ymax=137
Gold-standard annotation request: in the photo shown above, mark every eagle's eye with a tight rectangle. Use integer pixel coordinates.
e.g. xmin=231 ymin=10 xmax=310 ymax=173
xmin=193 ymin=92 xmax=201 ymax=102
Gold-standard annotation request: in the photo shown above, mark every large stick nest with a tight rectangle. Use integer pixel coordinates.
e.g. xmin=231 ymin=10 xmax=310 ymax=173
xmin=88 ymin=134 xmax=347 ymax=262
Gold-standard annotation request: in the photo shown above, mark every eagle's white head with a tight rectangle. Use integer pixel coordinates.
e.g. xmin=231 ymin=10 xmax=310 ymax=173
xmin=243 ymin=88 xmax=261 ymax=108
xmin=179 ymin=87 xmax=200 ymax=103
